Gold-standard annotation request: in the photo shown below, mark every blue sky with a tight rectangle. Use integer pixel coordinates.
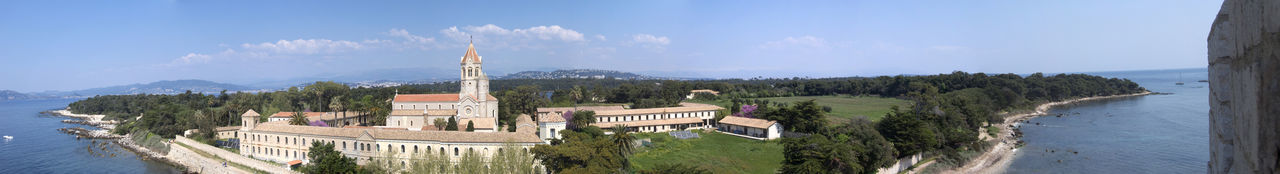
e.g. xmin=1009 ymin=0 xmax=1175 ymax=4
xmin=0 ymin=0 xmax=1222 ymax=92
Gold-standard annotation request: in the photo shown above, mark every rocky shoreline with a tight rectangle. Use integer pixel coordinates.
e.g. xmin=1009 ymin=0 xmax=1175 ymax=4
xmin=46 ymin=109 xmax=187 ymax=171
xmin=944 ymin=91 xmax=1153 ymax=174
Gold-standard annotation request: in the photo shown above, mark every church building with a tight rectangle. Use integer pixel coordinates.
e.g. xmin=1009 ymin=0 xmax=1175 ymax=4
xmin=386 ymin=42 xmax=500 ymax=131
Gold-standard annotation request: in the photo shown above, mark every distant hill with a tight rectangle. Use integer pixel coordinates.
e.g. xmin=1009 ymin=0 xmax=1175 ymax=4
xmin=0 ymin=90 xmax=36 ymax=101
xmin=496 ymin=69 xmax=686 ymax=80
xmin=35 ymin=79 xmax=256 ymax=97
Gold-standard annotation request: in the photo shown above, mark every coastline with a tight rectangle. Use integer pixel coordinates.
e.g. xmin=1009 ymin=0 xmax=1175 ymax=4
xmin=945 ymin=91 xmax=1153 ymax=174
xmin=48 ymin=109 xmax=185 ymax=170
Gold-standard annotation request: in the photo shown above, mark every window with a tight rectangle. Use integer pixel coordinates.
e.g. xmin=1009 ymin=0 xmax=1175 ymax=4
xmin=414 ymin=145 xmax=418 ymax=153
xmin=343 ymin=142 xmax=347 ymax=150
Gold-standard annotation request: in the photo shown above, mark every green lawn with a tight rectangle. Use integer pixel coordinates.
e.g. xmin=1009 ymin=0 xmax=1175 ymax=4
xmin=759 ymin=95 xmax=911 ymax=122
xmin=629 ymin=130 xmax=783 ymax=174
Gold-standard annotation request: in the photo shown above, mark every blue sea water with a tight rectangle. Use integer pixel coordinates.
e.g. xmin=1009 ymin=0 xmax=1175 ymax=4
xmin=0 ymin=99 xmax=180 ymax=173
xmin=1006 ymin=68 xmax=1209 ymax=173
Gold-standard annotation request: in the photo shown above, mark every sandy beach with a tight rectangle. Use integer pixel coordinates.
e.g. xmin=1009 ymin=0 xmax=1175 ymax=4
xmin=943 ymin=91 xmax=1152 ymax=174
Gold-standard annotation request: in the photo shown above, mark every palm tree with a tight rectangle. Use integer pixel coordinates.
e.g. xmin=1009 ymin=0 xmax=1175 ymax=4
xmin=611 ymin=124 xmax=636 ymax=172
xmin=289 ymin=112 xmax=309 ymax=125
xmin=570 ymin=85 xmax=583 ymax=110
xmin=328 ymin=96 xmax=344 ymax=125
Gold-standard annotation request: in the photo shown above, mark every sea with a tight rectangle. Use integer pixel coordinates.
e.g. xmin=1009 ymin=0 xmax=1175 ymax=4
xmin=0 ymin=99 xmax=181 ymax=173
xmin=1006 ymin=68 xmax=1209 ymax=173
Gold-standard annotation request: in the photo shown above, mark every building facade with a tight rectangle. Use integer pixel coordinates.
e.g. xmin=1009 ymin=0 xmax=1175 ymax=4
xmin=534 ymin=103 xmax=724 ymax=140
xmin=233 ymin=43 xmax=541 ymax=169
xmin=717 ymin=116 xmax=783 ymax=140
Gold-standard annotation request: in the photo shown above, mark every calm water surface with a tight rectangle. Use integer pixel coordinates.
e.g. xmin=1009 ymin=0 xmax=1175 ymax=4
xmin=0 ymin=99 xmax=181 ymax=173
xmin=1006 ymin=68 xmax=1209 ymax=173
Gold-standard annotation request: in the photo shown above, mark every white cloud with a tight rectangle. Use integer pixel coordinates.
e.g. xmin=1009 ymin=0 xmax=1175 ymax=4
xmin=174 ymin=53 xmax=211 ymax=64
xmin=240 ymin=39 xmax=366 ymax=54
xmin=759 ymin=36 xmax=830 ymax=50
xmin=387 ymin=28 xmax=435 ymax=44
xmin=630 ymin=34 xmax=670 ymax=52
xmin=441 ymin=24 xmax=588 ymax=43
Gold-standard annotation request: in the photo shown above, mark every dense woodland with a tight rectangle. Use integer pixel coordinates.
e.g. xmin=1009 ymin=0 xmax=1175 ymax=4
xmin=67 ymin=71 xmax=1144 ymax=173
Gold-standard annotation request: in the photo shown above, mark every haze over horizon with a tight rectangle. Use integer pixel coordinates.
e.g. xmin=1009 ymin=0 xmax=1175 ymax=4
xmin=0 ymin=0 xmax=1221 ymax=92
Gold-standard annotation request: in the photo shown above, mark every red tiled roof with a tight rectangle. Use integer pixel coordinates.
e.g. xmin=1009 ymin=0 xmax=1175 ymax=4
xmin=462 ymin=43 xmax=480 ymax=63
xmin=270 ymin=112 xmax=326 ymax=118
xmin=394 ymin=94 xmax=459 ymax=102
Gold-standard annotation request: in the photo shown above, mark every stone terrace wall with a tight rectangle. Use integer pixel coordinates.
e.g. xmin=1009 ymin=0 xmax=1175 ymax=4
xmin=173 ymin=136 xmax=299 ymax=174
xmin=875 ymin=153 xmax=923 ymax=174
xmin=1207 ymin=0 xmax=1280 ymax=173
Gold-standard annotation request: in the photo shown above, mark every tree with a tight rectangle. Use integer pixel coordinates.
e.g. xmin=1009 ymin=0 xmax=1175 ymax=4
xmin=456 ymin=149 xmax=486 ymax=174
xmin=433 ymin=118 xmax=447 ymax=130
xmin=289 ymin=112 xmax=309 ymax=125
xmin=364 ymin=147 xmax=404 ymax=174
xmin=466 ymin=121 xmax=475 ymax=132
xmin=301 ymin=141 xmax=359 ymax=173
xmin=328 ymin=96 xmax=345 ymax=122
xmin=570 ymin=85 xmax=584 ymax=109
xmin=569 ymin=110 xmax=596 ymax=130
xmin=409 ymin=146 xmax=452 ymax=174
xmin=507 ymin=120 xmax=518 ymax=132
xmin=611 ymin=124 xmax=636 ymax=172
xmin=491 ymin=142 xmax=536 ymax=174
xmin=446 ymin=117 xmax=458 ymax=131
xmin=876 ymin=106 xmax=938 ymax=157
xmin=531 ymin=127 xmax=622 ymax=173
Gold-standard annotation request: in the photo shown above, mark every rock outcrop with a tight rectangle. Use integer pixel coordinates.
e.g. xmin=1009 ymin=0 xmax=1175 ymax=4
xmin=1207 ymin=0 xmax=1280 ymax=173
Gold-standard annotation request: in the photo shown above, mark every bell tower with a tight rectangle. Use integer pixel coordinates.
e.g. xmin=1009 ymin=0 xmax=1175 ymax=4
xmin=459 ymin=40 xmax=489 ymax=109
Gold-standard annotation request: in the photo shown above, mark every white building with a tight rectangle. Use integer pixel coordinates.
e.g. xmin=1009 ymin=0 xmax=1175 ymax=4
xmin=717 ymin=116 xmax=783 ymax=140
xmin=534 ymin=103 xmax=724 ymax=139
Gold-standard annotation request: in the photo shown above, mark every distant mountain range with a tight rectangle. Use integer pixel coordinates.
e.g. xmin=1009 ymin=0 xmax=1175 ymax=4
xmin=29 ymin=80 xmax=259 ymax=98
xmin=0 ymin=69 xmax=701 ymax=101
xmin=496 ymin=69 xmax=690 ymax=80
xmin=0 ymin=90 xmax=36 ymax=101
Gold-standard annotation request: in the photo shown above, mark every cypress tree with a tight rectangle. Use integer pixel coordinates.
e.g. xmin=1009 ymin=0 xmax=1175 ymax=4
xmin=466 ymin=121 xmax=475 ymax=132
xmin=446 ymin=116 xmax=458 ymax=131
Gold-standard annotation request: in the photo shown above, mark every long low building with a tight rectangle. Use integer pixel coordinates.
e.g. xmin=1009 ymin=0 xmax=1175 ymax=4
xmin=236 ymin=109 xmax=543 ymax=166
xmin=717 ymin=116 xmax=783 ymax=140
xmin=535 ymin=103 xmax=724 ymax=140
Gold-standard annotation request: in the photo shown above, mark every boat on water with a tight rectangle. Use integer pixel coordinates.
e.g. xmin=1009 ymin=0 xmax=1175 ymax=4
xmin=3 ymin=135 xmax=12 ymax=140
xmin=1176 ymin=73 xmax=1185 ymax=85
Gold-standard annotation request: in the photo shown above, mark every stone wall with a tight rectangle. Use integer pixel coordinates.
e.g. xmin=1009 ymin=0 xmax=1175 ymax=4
xmin=875 ymin=153 xmax=923 ymax=174
xmin=173 ymin=136 xmax=299 ymax=174
xmin=1207 ymin=0 xmax=1280 ymax=173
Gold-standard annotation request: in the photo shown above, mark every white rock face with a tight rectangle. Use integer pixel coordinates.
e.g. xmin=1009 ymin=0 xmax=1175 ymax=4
xmin=1207 ymin=0 xmax=1280 ymax=173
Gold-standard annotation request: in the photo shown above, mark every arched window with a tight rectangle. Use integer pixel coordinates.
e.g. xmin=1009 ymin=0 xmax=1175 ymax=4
xmin=414 ymin=145 xmax=418 ymax=153
xmin=401 ymin=145 xmax=405 ymax=153
xmin=343 ymin=142 xmax=347 ymax=150
xmin=454 ymin=147 xmax=459 ymax=156
xmin=440 ymin=147 xmax=444 ymax=154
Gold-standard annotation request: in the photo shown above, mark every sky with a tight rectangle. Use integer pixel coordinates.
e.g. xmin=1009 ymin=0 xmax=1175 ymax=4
xmin=0 ymin=0 xmax=1224 ymax=92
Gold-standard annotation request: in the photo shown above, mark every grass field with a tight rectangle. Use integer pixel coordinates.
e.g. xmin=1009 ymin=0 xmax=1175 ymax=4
xmin=758 ymin=95 xmax=912 ymax=122
xmin=629 ymin=130 xmax=783 ymax=174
